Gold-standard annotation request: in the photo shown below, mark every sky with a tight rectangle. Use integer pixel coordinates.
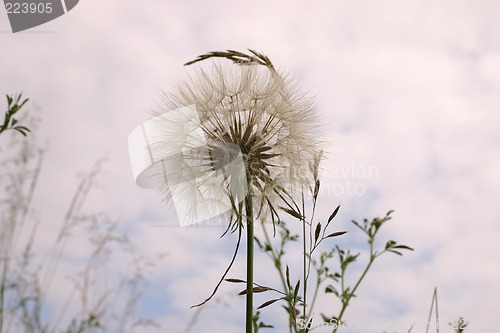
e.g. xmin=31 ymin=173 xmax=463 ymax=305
xmin=1 ymin=0 xmax=499 ymax=332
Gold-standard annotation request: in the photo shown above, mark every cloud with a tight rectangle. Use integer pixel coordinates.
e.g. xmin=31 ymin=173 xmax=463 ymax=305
xmin=1 ymin=0 xmax=499 ymax=331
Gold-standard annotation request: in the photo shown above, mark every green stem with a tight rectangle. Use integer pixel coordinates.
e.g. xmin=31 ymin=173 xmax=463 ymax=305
xmin=261 ymin=227 xmax=288 ymax=299
xmin=245 ymin=190 xmax=254 ymax=333
xmin=302 ymin=212 xmax=307 ymax=328
xmin=333 ymin=243 xmax=376 ymax=333
xmin=306 ymin=276 xmax=321 ymax=322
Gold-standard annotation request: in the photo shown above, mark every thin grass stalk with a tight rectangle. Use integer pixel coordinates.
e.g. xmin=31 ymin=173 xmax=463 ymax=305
xmin=301 ymin=191 xmax=307 ymax=331
xmin=425 ymin=287 xmax=439 ymax=333
xmin=0 ymin=259 xmax=6 ymax=333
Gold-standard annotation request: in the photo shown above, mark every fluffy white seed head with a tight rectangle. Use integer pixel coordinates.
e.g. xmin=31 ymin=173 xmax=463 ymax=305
xmin=154 ymin=63 xmax=321 ymax=223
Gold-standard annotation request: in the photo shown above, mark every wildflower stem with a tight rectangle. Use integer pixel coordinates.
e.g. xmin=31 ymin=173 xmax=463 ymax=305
xmin=333 ymin=240 xmax=375 ymax=333
xmin=301 ymin=192 xmax=307 ymax=327
xmin=245 ymin=185 xmax=254 ymax=333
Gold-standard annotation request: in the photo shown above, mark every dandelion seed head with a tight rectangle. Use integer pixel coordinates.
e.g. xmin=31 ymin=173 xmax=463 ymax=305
xmin=153 ymin=62 xmax=321 ymax=222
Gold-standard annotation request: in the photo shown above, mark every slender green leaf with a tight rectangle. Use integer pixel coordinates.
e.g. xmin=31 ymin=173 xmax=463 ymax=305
xmin=293 ymin=280 xmax=300 ymax=299
xmin=286 ymin=265 xmax=291 ymax=289
xmin=388 ymin=250 xmax=403 ymax=256
xmin=393 ymin=244 xmax=414 ymax=251
xmin=14 ymin=126 xmax=30 ymax=132
xmin=254 ymin=236 xmax=263 ymax=249
xmin=324 ymin=231 xmax=347 ymax=239
xmin=351 ymin=219 xmax=366 ymax=233
xmin=253 ymin=286 xmax=272 ymax=293
xmin=257 ymin=298 xmax=281 ymax=309
xmin=327 ymin=205 xmax=341 ymax=223
xmin=325 ymin=284 xmax=336 ymax=293
xmin=239 ymin=286 xmax=272 ymax=295
xmin=15 ymin=129 xmax=28 ymax=136
xmin=279 ymin=206 xmax=302 ymax=220
xmin=313 ymin=179 xmax=320 ymax=200
xmin=314 ymin=223 xmax=321 ymax=243
xmin=225 ymin=278 xmax=246 ymax=284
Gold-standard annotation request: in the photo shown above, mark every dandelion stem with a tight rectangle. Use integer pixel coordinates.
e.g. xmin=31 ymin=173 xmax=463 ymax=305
xmin=302 ymin=191 xmax=307 ymax=327
xmin=245 ymin=184 xmax=254 ymax=333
